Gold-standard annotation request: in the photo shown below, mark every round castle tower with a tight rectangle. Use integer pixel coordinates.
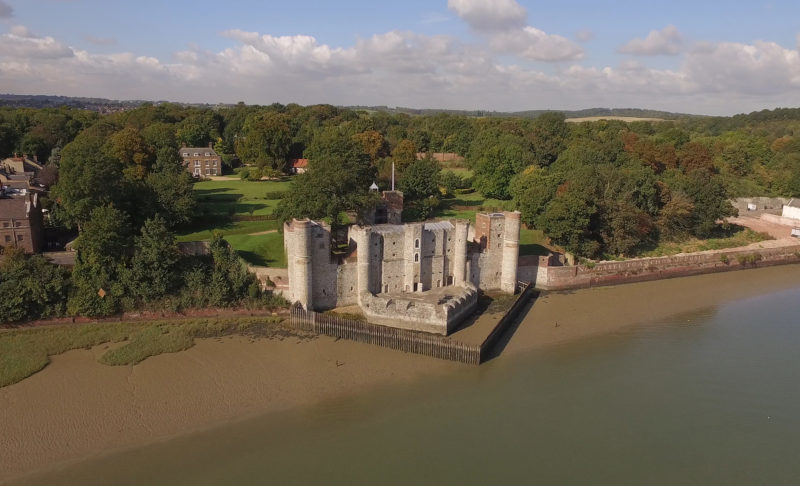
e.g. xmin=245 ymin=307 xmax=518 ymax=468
xmin=354 ymin=226 xmax=372 ymax=305
xmin=453 ymin=220 xmax=469 ymax=286
xmin=500 ymin=211 xmax=521 ymax=293
xmin=292 ymin=219 xmax=314 ymax=310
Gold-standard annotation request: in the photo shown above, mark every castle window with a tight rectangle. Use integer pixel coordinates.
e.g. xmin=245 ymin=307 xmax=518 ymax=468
xmin=414 ymin=239 xmax=419 ymax=248
xmin=414 ymin=253 xmax=419 ymax=262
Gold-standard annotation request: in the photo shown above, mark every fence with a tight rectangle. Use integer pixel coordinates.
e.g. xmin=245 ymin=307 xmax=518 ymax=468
xmin=289 ymin=281 xmax=535 ymax=365
xmin=290 ymin=304 xmax=482 ymax=365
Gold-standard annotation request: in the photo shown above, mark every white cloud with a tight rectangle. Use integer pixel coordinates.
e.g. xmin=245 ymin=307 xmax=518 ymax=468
xmin=490 ymin=26 xmax=584 ymax=61
xmin=618 ymin=25 xmax=684 ymax=56
xmin=0 ymin=0 xmax=13 ymax=18
xmin=448 ymin=0 xmax=582 ymax=62
xmin=683 ymin=40 xmax=800 ymax=95
xmin=447 ymin=0 xmax=526 ymax=32
xmin=2 ymin=23 xmax=800 ymax=115
xmin=0 ymin=26 xmax=74 ymax=59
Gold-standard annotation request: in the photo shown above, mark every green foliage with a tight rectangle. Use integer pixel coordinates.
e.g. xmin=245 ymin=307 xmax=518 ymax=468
xmin=276 ymin=127 xmax=377 ymax=226
xmin=68 ymin=205 xmax=132 ymax=317
xmin=128 ymin=215 xmax=179 ymax=301
xmin=0 ymin=246 xmax=71 ymax=323
xmin=470 ymin=132 xmax=535 ymax=199
xmin=400 ymin=157 xmax=441 ymax=201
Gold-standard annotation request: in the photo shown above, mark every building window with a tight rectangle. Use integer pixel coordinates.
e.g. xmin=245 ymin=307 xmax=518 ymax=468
xmin=414 ymin=239 xmax=420 ymax=248
xmin=212 ymin=168 xmax=218 ymax=176
xmin=194 ymin=168 xmax=201 ymax=176
xmin=182 ymin=152 xmax=189 ymax=157
xmin=414 ymin=253 xmax=419 ymax=262
xmin=17 ymin=235 xmax=23 ymax=241
xmin=194 ymin=161 xmax=200 ymax=167
xmin=205 ymin=152 xmax=211 ymax=156
xmin=2 ymin=222 xmax=7 ymax=228
xmin=193 ymin=152 xmax=200 ymax=156
xmin=205 ymin=160 xmax=210 ymax=166
xmin=205 ymin=168 xmax=211 ymax=175
xmin=4 ymin=235 xmax=10 ymax=243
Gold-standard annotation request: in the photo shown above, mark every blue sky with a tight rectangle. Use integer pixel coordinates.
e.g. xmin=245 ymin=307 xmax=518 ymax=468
xmin=1 ymin=0 xmax=799 ymax=114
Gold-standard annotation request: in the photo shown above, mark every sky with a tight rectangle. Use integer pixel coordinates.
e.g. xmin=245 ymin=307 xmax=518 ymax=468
xmin=1 ymin=0 xmax=799 ymax=115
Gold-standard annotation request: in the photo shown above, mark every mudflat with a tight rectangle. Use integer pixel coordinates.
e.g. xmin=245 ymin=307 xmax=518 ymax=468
xmin=2 ymin=264 xmax=800 ymax=484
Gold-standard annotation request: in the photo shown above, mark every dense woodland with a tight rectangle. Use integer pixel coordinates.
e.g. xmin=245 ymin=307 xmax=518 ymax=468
xmin=2 ymin=102 xmax=800 ymax=323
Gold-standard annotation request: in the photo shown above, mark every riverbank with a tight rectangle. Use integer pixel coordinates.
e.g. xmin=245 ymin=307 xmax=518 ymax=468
xmin=3 ymin=264 xmax=800 ymax=484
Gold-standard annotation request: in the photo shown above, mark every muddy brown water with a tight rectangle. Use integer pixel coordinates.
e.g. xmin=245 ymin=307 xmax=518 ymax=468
xmin=10 ymin=283 xmax=800 ymax=485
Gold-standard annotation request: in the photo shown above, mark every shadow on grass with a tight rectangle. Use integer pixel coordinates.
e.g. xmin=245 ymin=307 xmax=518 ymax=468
xmin=520 ymin=243 xmax=550 ymax=256
xmin=237 ymin=250 xmax=269 ymax=267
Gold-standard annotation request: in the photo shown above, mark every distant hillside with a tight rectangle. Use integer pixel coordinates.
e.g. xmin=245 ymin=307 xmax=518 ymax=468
xmin=346 ymin=105 xmax=700 ymax=120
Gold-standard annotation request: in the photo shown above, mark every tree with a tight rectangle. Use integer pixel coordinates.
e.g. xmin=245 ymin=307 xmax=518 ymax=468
xmin=529 ymin=112 xmax=570 ymax=167
xmin=471 ymin=133 xmax=535 ymax=199
xmin=51 ymin=125 xmax=124 ymax=228
xmin=510 ymin=167 xmax=561 ymax=228
xmin=391 ymin=139 xmax=418 ymax=170
xmin=207 ymin=233 xmax=255 ymax=307
xmin=538 ymin=188 xmax=600 ymax=258
xmin=236 ymin=112 xmax=292 ymax=170
xmin=400 ymin=158 xmax=441 ymax=201
xmin=68 ymin=205 xmax=131 ymax=317
xmin=352 ymin=130 xmax=387 ymax=162
xmin=277 ymin=128 xmax=377 ymax=226
xmin=109 ymin=127 xmax=154 ymax=180
xmin=0 ymin=246 xmax=70 ymax=323
xmin=128 ymin=215 xmax=179 ymax=301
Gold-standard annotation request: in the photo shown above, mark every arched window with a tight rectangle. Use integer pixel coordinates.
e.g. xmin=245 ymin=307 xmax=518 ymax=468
xmin=415 ymin=239 xmax=420 ymax=248
xmin=414 ymin=253 xmax=419 ymax=262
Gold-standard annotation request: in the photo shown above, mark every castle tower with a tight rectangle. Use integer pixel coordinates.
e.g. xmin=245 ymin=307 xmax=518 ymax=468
xmin=291 ymin=219 xmax=314 ymax=309
xmin=453 ymin=220 xmax=469 ymax=286
xmin=500 ymin=211 xmax=521 ymax=293
xmin=355 ymin=226 xmax=372 ymax=304
xmin=404 ymin=223 xmax=423 ymax=292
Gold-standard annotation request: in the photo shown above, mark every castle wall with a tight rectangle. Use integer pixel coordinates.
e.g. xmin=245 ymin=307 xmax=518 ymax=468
xmin=286 ymin=212 xmax=519 ymax=331
xmin=359 ymin=285 xmax=479 ymax=335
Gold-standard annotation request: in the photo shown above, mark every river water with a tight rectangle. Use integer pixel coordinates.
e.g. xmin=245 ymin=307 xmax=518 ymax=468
xmin=14 ymin=287 xmax=800 ymax=485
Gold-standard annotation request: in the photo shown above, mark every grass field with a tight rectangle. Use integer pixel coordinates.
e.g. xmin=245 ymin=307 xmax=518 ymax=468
xmin=0 ymin=317 xmax=286 ymax=388
xmin=177 ymin=178 xmax=291 ymax=267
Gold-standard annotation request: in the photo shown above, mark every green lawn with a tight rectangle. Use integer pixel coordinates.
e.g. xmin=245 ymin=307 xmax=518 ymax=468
xmin=193 ymin=178 xmax=291 ymax=217
xmin=442 ymin=167 xmax=474 ymax=178
xmin=178 ymin=178 xmax=291 ymax=267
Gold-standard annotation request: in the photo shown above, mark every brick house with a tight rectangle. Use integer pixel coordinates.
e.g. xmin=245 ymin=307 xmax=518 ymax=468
xmin=179 ymin=144 xmax=221 ymax=177
xmin=0 ymin=192 xmax=44 ymax=253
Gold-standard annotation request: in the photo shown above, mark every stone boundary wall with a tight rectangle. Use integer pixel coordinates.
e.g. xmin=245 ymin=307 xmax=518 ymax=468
xmin=538 ymin=244 xmax=800 ymax=291
xmin=731 ymin=197 xmax=789 ymax=213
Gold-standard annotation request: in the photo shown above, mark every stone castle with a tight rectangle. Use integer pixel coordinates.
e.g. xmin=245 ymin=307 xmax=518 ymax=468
xmin=284 ymin=191 xmax=520 ymax=335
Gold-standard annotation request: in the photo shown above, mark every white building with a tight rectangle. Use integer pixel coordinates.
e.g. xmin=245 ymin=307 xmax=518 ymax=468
xmin=782 ymin=199 xmax=800 ymax=221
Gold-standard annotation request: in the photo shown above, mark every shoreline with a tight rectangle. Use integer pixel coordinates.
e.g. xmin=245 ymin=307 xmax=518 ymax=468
xmin=3 ymin=264 xmax=800 ymax=484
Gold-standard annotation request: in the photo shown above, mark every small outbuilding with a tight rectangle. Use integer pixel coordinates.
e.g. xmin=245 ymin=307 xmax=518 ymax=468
xmin=782 ymin=199 xmax=800 ymax=221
